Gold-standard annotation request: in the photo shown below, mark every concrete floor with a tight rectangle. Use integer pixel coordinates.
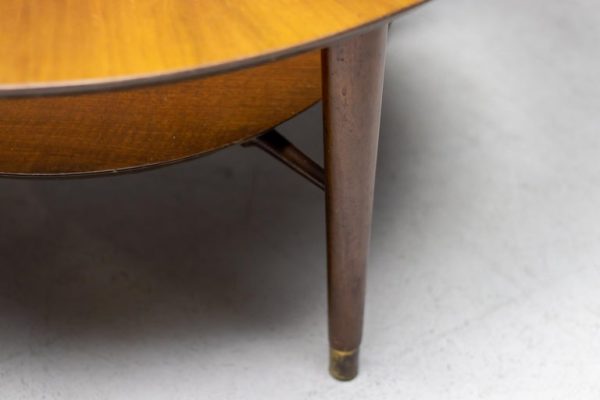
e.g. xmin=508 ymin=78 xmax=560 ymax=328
xmin=2 ymin=0 xmax=600 ymax=398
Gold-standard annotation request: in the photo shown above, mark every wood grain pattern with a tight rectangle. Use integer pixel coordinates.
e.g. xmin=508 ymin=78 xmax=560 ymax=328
xmin=0 ymin=0 xmax=424 ymax=96
xmin=0 ymin=50 xmax=321 ymax=176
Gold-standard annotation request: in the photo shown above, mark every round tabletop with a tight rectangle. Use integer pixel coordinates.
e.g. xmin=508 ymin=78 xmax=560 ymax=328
xmin=0 ymin=0 xmax=424 ymax=97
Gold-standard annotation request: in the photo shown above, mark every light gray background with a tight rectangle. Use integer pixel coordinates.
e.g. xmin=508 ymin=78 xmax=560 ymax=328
xmin=1 ymin=0 xmax=599 ymax=398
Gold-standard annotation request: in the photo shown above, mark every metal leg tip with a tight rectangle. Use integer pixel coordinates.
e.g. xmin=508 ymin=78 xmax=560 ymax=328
xmin=329 ymin=348 xmax=359 ymax=381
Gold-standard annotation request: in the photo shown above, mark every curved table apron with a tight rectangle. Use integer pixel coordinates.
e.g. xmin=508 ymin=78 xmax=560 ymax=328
xmin=0 ymin=51 xmax=322 ymax=176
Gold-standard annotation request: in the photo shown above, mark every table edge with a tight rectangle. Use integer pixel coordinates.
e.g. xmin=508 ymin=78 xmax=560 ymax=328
xmin=0 ymin=1 xmax=428 ymax=98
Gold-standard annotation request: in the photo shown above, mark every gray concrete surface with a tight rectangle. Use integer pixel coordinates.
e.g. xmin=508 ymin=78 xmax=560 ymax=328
xmin=1 ymin=0 xmax=600 ymax=398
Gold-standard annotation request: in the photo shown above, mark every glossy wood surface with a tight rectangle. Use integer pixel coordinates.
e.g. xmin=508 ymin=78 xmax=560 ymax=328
xmin=0 ymin=0 xmax=424 ymax=96
xmin=0 ymin=51 xmax=321 ymax=176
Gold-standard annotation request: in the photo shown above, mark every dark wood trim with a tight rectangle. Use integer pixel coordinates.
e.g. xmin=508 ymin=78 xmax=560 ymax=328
xmin=242 ymin=129 xmax=325 ymax=190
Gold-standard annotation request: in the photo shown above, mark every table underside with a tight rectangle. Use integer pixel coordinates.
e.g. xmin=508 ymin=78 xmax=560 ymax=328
xmin=0 ymin=51 xmax=321 ymax=176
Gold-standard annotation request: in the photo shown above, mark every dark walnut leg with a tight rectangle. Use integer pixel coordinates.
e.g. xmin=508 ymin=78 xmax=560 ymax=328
xmin=322 ymin=25 xmax=388 ymax=381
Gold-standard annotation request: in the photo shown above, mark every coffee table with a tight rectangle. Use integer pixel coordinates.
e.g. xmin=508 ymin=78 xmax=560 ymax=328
xmin=0 ymin=0 xmax=427 ymax=380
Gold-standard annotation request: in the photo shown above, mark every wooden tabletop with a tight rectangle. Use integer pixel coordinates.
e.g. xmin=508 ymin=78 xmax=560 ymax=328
xmin=0 ymin=0 xmax=424 ymax=96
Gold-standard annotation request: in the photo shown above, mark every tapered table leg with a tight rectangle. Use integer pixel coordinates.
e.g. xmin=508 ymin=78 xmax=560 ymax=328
xmin=322 ymin=26 xmax=388 ymax=381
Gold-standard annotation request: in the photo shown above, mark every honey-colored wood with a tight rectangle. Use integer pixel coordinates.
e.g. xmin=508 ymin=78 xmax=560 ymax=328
xmin=0 ymin=0 xmax=425 ymax=96
xmin=0 ymin=51 xmax=321 ymax=176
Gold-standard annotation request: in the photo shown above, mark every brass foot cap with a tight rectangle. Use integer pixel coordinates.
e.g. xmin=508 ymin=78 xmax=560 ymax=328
xmin=329 ymin=348 xmax=359 ymax=381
